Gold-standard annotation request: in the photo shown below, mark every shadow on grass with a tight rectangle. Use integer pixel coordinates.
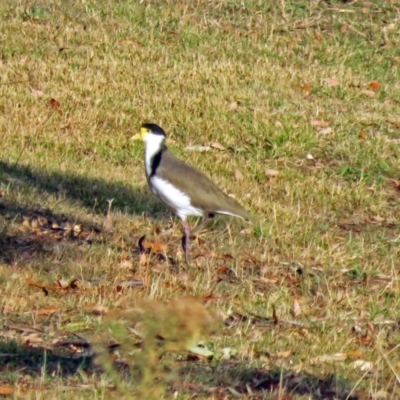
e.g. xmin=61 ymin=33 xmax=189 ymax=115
xmin=0 ymin=339 xmax=359 ymax=399
xmin=0 ymin=160 xmax=157 ymax=264
xmin=178 ymin=359 xmax=359 ymax=399
xmin=0 ymin=339 xmax=94 ymax=379
xmin=0 ymin=196 xmax=108 ymax=265
xmin=0 ymin=160 xmax=152 ymax=215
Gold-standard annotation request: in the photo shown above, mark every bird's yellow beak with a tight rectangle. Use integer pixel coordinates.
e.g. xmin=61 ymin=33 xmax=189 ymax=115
xmin=130 ymin=127 xmax=148 ymax=141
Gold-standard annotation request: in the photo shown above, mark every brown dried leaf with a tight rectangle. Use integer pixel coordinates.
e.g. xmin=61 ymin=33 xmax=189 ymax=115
xmin=0 ymin=385 xmax=13 ymax=395
xmin=49 ymin=98 xmax=62 ymax=112
xmin=234 ymin=168 xmax=244 ymax=182
xmin=58 ymin=279 xmax=69 ymax=289
xmin=369 ymin=81 xmax=380 ymax=90
xmin=120 ymin=40 xmax=139 ymax=47
xmin=294 ymin=84 xmax=312 ymax=95
xmin=361 ymin=89 xmax=376 ymax=98
xmin=300 ymin=84 xmax=312 ymax=95
xmin=228 ymin=101 xmax=238 ymax=110
xmin=293 ymin=298 xmax=301 ymax=317
xmin=36 ymin=307 xmax=58 ymax=316
xmin=325 ymin=77 xmax=339 ymax=87
xmin=31 ymin=89 xmax=45 ymax=98
xmin=276 ymin=350 xmax=292 ymax=358
xmin=359 ymin=131 xmax=367 ymax=139
xmin=319 ymin=127 xmax=333 ymax=135
xmin=265 ymin=168 xmax=279 ymax=177
xmin=151 ymin=242 xmax=164 ymax=253
xmin=311 ymin=119 xmax=330 ymax=128
xmin=217 ymin=265 xmax=229 ymax=274
xmin=211 ymin=142 xmax=226 ymax=151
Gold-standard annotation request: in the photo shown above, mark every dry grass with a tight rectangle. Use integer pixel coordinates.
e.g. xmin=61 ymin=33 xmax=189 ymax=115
xmin=1 ymin=0 xmax=400 ymax=398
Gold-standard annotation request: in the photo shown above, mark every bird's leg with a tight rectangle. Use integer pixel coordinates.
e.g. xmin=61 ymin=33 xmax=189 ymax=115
xmin=191 ymin=213 xmax=215 ymax=236
xmin=181 ymin=219 xmax=191 ymax=264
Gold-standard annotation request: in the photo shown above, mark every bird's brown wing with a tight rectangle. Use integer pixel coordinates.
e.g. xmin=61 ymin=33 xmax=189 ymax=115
xmin=155 ymin=149 xmax=252 ymax=221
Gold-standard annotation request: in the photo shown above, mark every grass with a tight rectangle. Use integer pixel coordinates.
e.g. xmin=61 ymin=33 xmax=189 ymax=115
xmin=1 ymin=0 xmax=400 ymax=398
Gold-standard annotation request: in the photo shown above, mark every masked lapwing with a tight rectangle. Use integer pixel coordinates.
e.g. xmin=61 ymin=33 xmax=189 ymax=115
xmin=131 ymin=123 xmax=252 ymax=264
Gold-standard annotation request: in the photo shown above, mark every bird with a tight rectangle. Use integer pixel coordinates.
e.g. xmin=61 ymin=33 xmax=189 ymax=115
xmin=131 ymin=123 xmax=252 ymax=264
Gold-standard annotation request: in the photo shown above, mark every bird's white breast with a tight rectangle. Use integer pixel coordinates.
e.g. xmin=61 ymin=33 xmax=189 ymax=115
xmin=149 ymin=176 xmax=203 ymax=220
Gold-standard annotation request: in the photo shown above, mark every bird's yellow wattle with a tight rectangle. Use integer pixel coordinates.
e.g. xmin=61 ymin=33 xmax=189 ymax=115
xmin=131 ymin=127 xmax=148 ymax=141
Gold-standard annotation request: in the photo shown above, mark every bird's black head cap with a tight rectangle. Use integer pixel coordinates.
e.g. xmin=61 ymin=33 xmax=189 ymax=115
xmin=141 ymin=123 xmax=166 ymax=137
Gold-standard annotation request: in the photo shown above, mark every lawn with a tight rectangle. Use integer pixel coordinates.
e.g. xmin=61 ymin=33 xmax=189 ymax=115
xmin=0 ymin=0 xmax=399 ymax=398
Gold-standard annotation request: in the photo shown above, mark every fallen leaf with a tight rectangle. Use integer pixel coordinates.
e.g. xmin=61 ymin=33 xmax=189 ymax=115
xmin=217 ymin=265 xmax=229 ymax=274
xmin=228 ymin=101 xmax=238 ymax=110
xmin=369 ymin=81 xmax=380 ymax=90
xmin=222 ymin=23 xmax=233 ymax=32
xmin=265 ymin=168 xmax=279 ymax=177
xmin=361 ymin=89 xmax=376 ymax=98
xmin=276 ymin=350 xmax=291 ymax=358
xmin=139 ymin=252 xmax=147 ymax=265
xmin=300 ymin=84 xmax=312 ymax=95
xmin=36 ymin=307 xmax=58 ymax=316
xmin=293 ymin=84 xmax=312 ymax=95
xmin=325 ymin=77 xmax=339 ymax=87
xmin=151 ymin=242 xmax=164 ymax=253
xmin=350 ymin=360 xmax=373 ymax=371
xmin=211 ymin=142 xmax=226 ymax=151
xmin=319 ymin=127 xmax=333 ymax=135
xmin=58 ymin=279 xmax=69 ymax=289
xmin=340 ymin=23 xmax=348 ymax=33
xmin=311 ymin=119 xmax=330 ymax=127
xmin=49 ymin=98 xmax=62 ymax=112
xmin=31 ymin=89 xmax=45 ymax=98
xmin=120 ymin=39 xmax=139 ymax=47
xmin=185 ymin=145 xmax=212 ymax=152
xmin=293 ymin=298 xmax=301 ymax=317
xmin=0 ymin=385 xmax=13 ymax=395
xmin=234 ymin=168 xmax=244 ymax=182
xmin=359 ymin=334 xmax=373 ymax=345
